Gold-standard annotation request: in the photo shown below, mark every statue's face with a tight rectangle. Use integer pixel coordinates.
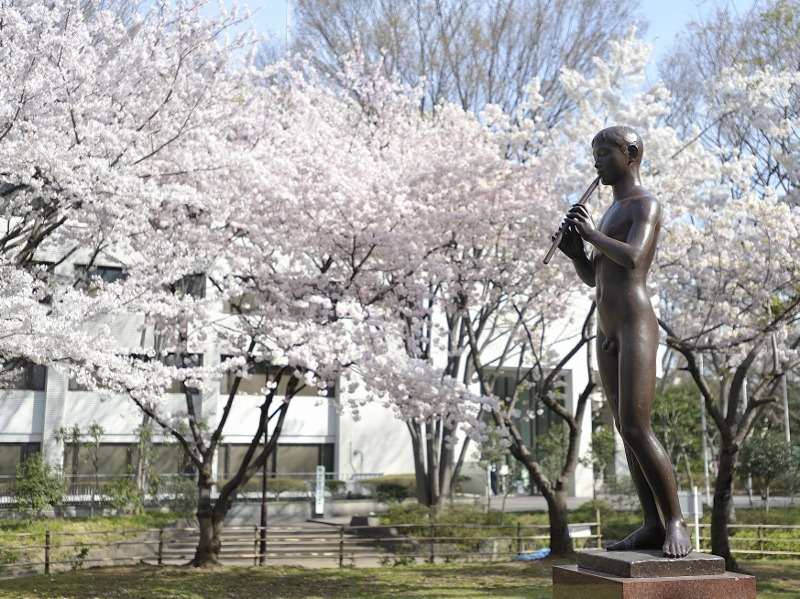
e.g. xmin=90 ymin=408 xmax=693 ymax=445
xmin=592 ymin=140 xmax=629 ymax=186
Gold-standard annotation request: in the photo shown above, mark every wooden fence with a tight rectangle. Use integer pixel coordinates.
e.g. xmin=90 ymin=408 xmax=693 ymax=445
xmin=0 ymin=520 xmax=599 ymax=576
xmin=695 ymin=523 xmax=800 ymax=557
xmin=0 ymin=519 xmax=797 ymax=577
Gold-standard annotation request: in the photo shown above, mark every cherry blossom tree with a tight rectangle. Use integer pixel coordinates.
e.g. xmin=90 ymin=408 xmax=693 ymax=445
xmin=0 ymin=0 xmax=261 ymax=382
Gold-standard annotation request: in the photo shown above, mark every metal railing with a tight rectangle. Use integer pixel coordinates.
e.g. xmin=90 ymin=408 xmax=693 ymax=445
xmin=0 ymin=471 xmax=385 ymax=507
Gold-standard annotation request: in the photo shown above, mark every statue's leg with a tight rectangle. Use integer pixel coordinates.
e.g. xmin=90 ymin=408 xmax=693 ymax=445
xmin=616 ymin=322 xmax=692 ymax=558
xmin=596 ymin=330 xmax=665 ymax=552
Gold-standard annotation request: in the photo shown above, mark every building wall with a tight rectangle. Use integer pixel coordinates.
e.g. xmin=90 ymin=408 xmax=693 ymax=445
xmin=0 ymin=260 xmax=595 ymax=497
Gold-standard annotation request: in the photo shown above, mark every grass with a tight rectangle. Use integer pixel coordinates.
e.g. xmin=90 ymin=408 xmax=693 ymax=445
xmin=0 ymin=507 xmax=797 ymax=597
xmin=0 ymin=512 xmax=181 ymax=536
xmin=0 ymin=559 xmax=796 ymax=599
xmin=0 ymin=512 xmax=184 ymax=575
xmin=0 ymin=561 xmax=555 ymax=598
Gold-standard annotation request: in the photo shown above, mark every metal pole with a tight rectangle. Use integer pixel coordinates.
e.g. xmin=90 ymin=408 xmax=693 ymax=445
xmin=700 ymin=394 xmax=711 ymax=506
xmin=259 ymin=432 xmax=268 ymax=566
xmin=782 ymin=374 xmax=791 ymax=444
xmin=692 ymin=486 xmax=700 ymax=553
xmin=339 ymin=525 xmax=344 ymax=568
xmin=697 ymin=354 xmax=712 ymax=506
xmin=772 ymin=333 xmax=791 ymax=444
xmin=158 ymin=528 xmax=163 ymax=566
xmin=596 ymin=508 xmax=602 ymax=549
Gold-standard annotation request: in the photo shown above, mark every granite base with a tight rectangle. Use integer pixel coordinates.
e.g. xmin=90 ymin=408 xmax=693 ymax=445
xmin=552 ymin=550 xmax=756 ymax=599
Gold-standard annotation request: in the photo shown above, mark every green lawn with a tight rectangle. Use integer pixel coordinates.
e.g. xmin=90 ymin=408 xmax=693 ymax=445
xmin=0 ymin=559 xmax=796 ymax=599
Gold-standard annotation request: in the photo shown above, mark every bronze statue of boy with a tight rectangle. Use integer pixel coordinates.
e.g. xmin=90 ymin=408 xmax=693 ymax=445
xmin=557 ymin=126 xmax=692 ymax=558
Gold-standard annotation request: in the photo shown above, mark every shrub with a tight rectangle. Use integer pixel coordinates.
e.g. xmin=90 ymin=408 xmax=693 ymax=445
xmin=326 ymin=479 xmax=346 ymax=498
xmin=362 ymin=475 xmax=416 ymax=503
xmin=267 ymin=477 xmax=308 ymax=499
xmin=163 ymin=477 xmax=198 ymax=516
xmin=106 ymin=476 xmax=142 ymax=514
xmin=10 ymin=453 xmax=65 ymax=517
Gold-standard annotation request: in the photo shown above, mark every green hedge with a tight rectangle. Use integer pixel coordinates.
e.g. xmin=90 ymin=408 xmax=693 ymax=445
xmin=361 ymin=475 xmax=416 ymax=503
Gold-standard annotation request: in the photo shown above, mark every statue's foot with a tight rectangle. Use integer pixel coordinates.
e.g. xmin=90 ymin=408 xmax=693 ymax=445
xmin=606 ymin=523 xmax=665 ymax=551
xmin=663 ymin=519 xmax=692 ymax=558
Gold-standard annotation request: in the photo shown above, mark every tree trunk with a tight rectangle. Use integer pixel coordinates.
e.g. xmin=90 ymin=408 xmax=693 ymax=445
xmin=711 ymin=443 xmax=739 ymax=571
xmin=408 ymin=422 xmax=432 ymax=505
xmin=543 ymin=487 xmax=573 ymax=555
xmin=437 ymin=423 xmax=455 ymax=507
xmin=193 ymin=507 xmax=225 ymax=567
xmin=191 ymin=469 xmax=224 ymax=567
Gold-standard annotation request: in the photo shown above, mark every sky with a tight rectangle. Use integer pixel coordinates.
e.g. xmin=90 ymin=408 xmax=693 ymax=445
xmin=639 ymin=0 xmax=753 ymax=62
xmin=231 ymin=0 xmax=755 ymax=68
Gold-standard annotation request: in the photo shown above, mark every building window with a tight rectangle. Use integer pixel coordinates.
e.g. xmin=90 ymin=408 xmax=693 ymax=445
xmin=223 ymin=291 xmax=257 ymax=314
xmin=216 ymin=443 xmax=334 ymax=479
xmin=61 ymin=442 xmax=195 ymax=481
xmin=492 ymin=370 xmax=570 ymax=454
xmin=149 ymin=443 xmax=195 ymax=477
xmin=63 ymin=443 xmax=133 ymax=481
xmin=76 ymin=264 xmax=128 ymax=296
xmin=164 ymin=353 xmax=203 ymax=394
xmin=168 ymin=273 xmax=206 ymax=298
xmin=0 ymin=443 xmax=40 ymax=477
xmin=4 ymin=360 xmax=47 ymax=391
xmin=29 ymin=261 xmax=55 ymax=304
xmin=219 ymin=357 xmax=335 ymax=398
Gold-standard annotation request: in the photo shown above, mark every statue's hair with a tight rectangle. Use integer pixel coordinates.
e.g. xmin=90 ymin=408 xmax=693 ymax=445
xmin=592 ymin=126 xmax=643 ymax=161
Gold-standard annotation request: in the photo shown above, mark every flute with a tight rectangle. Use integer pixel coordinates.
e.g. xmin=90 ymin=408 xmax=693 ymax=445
xmin=542 ymin=176 xmax=601 ymax=265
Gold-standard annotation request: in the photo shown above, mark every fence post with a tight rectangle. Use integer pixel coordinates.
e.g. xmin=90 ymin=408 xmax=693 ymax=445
xmin=45 ymin=531 xmax=50 ymax=575
xmin=254 ymin=525 xmax=259 ymax=567
xmin=758 ymin=525 xmax=764 ymax=554
xmin=516 ymin=523 xmax=522 ymax=555
xmin=158 ymin=528 xmax=164 ymax=566
xmin=429 ymin=523 xmax=435 ymax=564
xmin=338 ymin=525 xmax=344 ymax=568
xmin=596 ymin=508 xmax=602 ymax=549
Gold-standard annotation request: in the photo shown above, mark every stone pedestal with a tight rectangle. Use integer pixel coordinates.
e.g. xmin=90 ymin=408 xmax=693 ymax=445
xmin=552 ymin=550 xmax=756 ymax=599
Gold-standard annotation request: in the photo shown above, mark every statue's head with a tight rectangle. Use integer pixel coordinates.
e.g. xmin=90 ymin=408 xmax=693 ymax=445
xmin=592 ymin=126 xmax=643 ymax=178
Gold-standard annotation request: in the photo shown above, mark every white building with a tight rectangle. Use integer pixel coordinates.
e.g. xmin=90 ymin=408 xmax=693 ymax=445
xmin=0 ymin=261 xmax=594 ymax=498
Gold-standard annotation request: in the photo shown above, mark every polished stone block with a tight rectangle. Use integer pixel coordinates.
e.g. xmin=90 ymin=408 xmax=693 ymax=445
xmin=553 ymin=564 xmax=757 ymax=599
xmin=576 ymin=549 xmax=725 ymax=578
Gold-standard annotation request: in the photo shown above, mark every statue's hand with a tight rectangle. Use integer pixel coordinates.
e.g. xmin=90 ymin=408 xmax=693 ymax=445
xmin=564 ymin=203 xmax=597 ymax=240
xmin=555 ymin=224 xmax=585 ymax=259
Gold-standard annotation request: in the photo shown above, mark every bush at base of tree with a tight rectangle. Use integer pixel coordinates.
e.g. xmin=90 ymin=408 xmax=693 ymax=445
xmin=10 ymin=454 xmax=66 ymax=518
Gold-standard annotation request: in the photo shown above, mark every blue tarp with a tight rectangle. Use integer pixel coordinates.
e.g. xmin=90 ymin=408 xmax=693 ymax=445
xmin=512 ymin=547 xmax=551 ymax=561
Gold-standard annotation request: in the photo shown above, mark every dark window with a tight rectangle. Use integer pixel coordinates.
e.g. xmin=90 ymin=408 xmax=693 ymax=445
xmin=216 ymin=443 xmax=334 ymax=479
xmin=223 ymin=291 xmax=257 ymax=314
xmin=151 ymin=443 xmax=194 ymax=476
xmin=219 ymin=356 xmax=335 ymax=398
xmin=4 ymin=360 xmax=47 ymax=391
xmin=492 ymin=370 xmax=569 ymax=454
xmin=0 ymin=443 xmax=40 ymax=477
xmin=169 ymin=273 xmax=206 ymax=298
xmin=28 ymin=261 xmax=55 ymax=304
xmin=63 ymin=443 xmax=133 ymax=479
xmin=164 ymin=353 xmax=203 ymax=394
xmin=76 ymin=264 xmax=128 ymax=296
